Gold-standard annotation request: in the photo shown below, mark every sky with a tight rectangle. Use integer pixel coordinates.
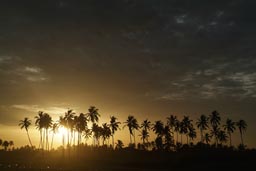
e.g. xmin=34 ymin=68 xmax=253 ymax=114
xmin=0 ymin=0 xmax=256 ymax=148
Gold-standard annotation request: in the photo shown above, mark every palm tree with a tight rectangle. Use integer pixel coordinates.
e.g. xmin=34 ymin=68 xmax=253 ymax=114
xmin=188 ymin=126 xmax=197 ymax=144
xmin=223 ymin=118 xmax=236 ymax=147
xmin=196 ymin=114 xmax=209 ymax=143
xmin=218 ymin=130 xmax=228 ymax=145
xmin=83 ymin=128 xmax=92 ymax=144
xmin=101 ymin=123 xmax=111 ymax=145
xmin=209 ymin=111 xmax=221 ymax=146
xmin=64 ymin=109 xmax=75 ymax=146
xmin=87 ymin=106 xmax=100 ymax=123
xmin=237 ymin=119 xmax=247 ymax=146
xmin=115 ymin=140 xmax=124 ymax=150
xmin=19 ymin=117 xmax=33 ymax=147
xmin=209 ymin=110 xmax=221 ymax=129
xmin=210 ymin=127 xmax=220 ymax=146
xmin=153 ymin=120 xmax=164 ymax=138
xmin=167 ymin=115 xmax=177 ymax=144
xmin=35 ymin=111 xmax=44 ymax=148
xmin=86 ymin=106 xmax=100 ymax=145
xmin=124 ymin=115 xmax=139 ymax=145
xmin=109 ymin=116 xmax=121 ymax=148
xmin=204 ymin=133 xmax=211 ymax=145
xmin=75 ymin=113 xmax=88 ymax=146
xmin=2 ymin=141 xmax=9 ymax=151
xmin=43 ymin=113 xmax=53 ymax=151
xmin=182 ymin=116 xmax=192 ymax=144
xmin=51 ymin=123 xmax=59 ymax=150
xmin=139 ymin=129 xmax=150 ymax=145
xmin=141 ymin=119 xmax=151 ymax=132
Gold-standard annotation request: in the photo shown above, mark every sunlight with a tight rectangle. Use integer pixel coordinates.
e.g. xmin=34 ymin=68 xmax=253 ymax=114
xmin=58 ymin=127 xmax=68 ymax=137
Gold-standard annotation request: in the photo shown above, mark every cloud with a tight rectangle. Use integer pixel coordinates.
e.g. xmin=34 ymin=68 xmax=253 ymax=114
xmin=0 ymin=56 xmax=49 ymax=83
xmin=12 ymin=104 xmax=71 ymax=115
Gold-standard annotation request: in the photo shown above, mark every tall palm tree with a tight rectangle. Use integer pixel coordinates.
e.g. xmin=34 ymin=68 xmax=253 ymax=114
xmin=64 ymin=109 xmax=75 ymax=146
xmin=75 ymin=113 xmax=88 ymax=146
xmin=209 ymin=110 xmax=221 ymax=129
xmin=83 ymin=128 xmax=92 ymax=144
xmin=86 ymin=106 xmax=100 ymax=145
xmin=141 ymin=119 xmax=151 ymax=132
xmin=237 ymin=119 xmax=247 ymax=146
xmin=188 ymin=126 xmax=197 ymax=144
xmin=223 ymin=118 xmax=236 ymax=147
xmin=139 ymin=129 xmax=149 ymax=145
xmin=19 ymin=117 xmax=33 ymax=147
xmin=204 ymin=133 xmax=211 ymax=145
xmin=153 ymin=120 xmax=164 ymax=138
xmin=109 ymin=116 xmax=121 ymax=148
xmin=182 ymin=116 xmax=192 ymax=144
xmin=43 ymin=113 xmax=53 ymax=151
xmin=124 ymin=115 xmax=139 ymax=145
xmin=35 ymin=111 xmax=44 ymax=149
xmin=218 ymin=130 xmax=228 ymax=146
xmin=209 ymin=110 xmax=221 ymax=146
xmin=196 ymin=114 xmax=209 ymax=143
xmin=2 ymin=141 xmax=9 ymax=151
xmin=51 ymin=123 xmax=59 ymax=150
xmin=87 ymin=106 xmax=100 ymax=123
xmin=210 ymin=127 xmax=220 ymax=146
xmin=167 ymin=115 xmax=177 ymax=144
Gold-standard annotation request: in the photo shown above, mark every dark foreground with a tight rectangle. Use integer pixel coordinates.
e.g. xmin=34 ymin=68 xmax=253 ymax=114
xmin=0 ymin=148 xmax=255 ymax=171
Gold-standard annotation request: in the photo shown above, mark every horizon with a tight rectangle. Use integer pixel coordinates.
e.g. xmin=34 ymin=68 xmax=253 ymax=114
xmin=0 ymin=0 xmax=256 ymax=149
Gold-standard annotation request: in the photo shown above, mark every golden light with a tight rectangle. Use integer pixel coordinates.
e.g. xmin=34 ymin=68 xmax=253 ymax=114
xmin=58 ymin=127 xmax=68 ymax=137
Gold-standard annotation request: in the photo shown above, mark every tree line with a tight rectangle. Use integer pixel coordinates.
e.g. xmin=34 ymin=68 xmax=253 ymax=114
xmin=18 ymin=106 xmax=248 ymax=151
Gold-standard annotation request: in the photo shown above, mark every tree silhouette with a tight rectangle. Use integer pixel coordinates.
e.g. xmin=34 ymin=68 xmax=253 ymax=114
xmin=124 ymin=115 xmax=139 ymax=145
xmin=9 ymin=140 xmax=14 ymax=150
xmin=237 ymin=119 xmax=247 ymax=146
xmin=59 ymin=116 xmax=67 ymax=147
xmin=109 ymin=116 xmax=121 ymax=148
xmin=86 ymin=106 xmax=100 ymax=145
xmin=2 ymin=140 xmax=9 ymax=151
xmin=19 ymin=117 xmax=33 ymax=147
xmin=167 ymin=115 xmax=177 ymax=144
xmin=153 ymin=120 xmax=164 ymax=138
xmin=218 ymin=130 xmax=228 ymax=146
xmin=139 ymin=129 xmax=149 ymax=145
xmin=196 ymin=114 xmax=209 ymax=143
xmin=210 ymin=127 xmax=220 ymax=146
xmin=51 ymin=123 xmax=59 ymax=150
xmin=141 ymin=119 xmax=151 ymax=132
xmin=174 ymin=120 xmax=180 ymax=144
xmin=204 ymin=133 xmax=211 ymax=145
xmin=223 ymin=118 xmax=236 ymax=147
xmin=209 ymin=111 xmax=221 ymax=146
xmin=75 ymin=113 xmax=88 ymax=146
xmin=115 ymin=140 xmax=124 ymax=150
xmin=182 ymin=116 xmax=193 ymax=144
xmin=35 ymin=111 xmax=44 ymax=149
xmin=64 ymin=109 xmax=75 ymax=147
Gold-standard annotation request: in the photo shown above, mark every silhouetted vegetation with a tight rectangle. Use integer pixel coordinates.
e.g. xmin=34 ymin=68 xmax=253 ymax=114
xmin=0 ymin=106 xmax=254 ymax=170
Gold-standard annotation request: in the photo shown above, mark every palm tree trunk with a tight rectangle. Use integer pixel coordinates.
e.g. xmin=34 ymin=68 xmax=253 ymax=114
xmin=129 ymin=133 xmax=132 ymax=144
xmin=112 ymin=135 xmax=114 ymax=148
xmin=200 ymin=129 xmax=203 ymax=143
xmin=229 ymin=132 xmax=232 ymax=147
xmin=26 ymin=130 xmax=33 ymax=147
xmin=240 ymin=130 xmax=244 ymax=145
xmin=133 ymin=130 xmax=136 ymax=146
xmin=176 ymin=132 xmax=179 ymax=144
xmin=186 ymin=135 xmax=188 ymax=144
xmin=180 ymin=134 xmax=182 ymax=144
xmin=51 ymin=133 xmax=54 ymax=150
